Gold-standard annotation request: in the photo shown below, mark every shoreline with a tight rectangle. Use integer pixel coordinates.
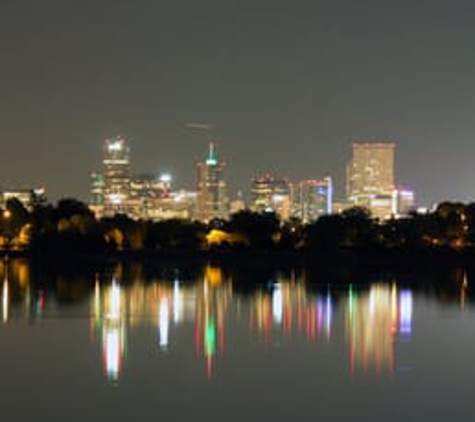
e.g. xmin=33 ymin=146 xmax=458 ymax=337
xmin=4 ymin=246 xmax=475 ymax=270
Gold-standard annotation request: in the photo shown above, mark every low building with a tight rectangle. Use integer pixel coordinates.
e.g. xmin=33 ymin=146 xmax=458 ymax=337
xmin=1 ymin=188 xmax=46 ymax=210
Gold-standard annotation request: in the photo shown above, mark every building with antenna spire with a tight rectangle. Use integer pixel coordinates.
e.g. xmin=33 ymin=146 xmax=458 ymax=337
xmin=196 ymin=143 xmax=228 ymax=222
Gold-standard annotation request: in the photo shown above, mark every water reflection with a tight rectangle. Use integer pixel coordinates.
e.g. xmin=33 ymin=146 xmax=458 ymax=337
xmin=2 ymin=272 xmax=8 ymax=324
xmin=86 ymin=268 xmax=412 ymax=382
xmin=250 ymin=282 xmax=334 ymax=342
xmin=346 ymin=285 xmax=413 ymax=374
xmin=7 ymin=259 xmax=475 ymax=387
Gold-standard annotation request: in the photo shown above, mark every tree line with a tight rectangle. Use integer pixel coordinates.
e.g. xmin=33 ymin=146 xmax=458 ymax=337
xmin=1 ymin=198 xmax=474 ymax=257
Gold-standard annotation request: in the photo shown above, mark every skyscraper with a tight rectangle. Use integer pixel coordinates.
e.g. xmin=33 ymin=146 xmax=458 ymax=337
xmin=346 ymin=142 xmax=395 ymax=219
xmin=196 ymin=143 xmax=227 ymax=222
xmin=103 ymin=136 xmax=131 ymax=216
xmin=294 ymin=177 xmax=333 ymax=223
xmin=250 ymin=175 xmax=291 ymax=219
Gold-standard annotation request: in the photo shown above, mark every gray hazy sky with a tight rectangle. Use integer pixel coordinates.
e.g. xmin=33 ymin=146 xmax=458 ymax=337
xmin=1 ymin=0 xmax=475 ymax=205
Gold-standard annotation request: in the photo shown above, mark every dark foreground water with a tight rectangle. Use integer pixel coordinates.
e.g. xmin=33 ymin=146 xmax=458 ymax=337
xmin=0 ymin=259 xmax=474 ymax=421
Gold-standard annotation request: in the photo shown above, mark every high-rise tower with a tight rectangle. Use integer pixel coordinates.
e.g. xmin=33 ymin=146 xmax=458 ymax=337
xmin=196 ymin=143 xmax=227 ymax=222
xmin=250 ymin=175 xmax=291 ymax=219
xmin=294 ymin=177 xmax=333 ymax=223
xmin=103 ymin=136 xmax=131 ymax=216
xmin=346 ymin=142 xmax=395 ymax=218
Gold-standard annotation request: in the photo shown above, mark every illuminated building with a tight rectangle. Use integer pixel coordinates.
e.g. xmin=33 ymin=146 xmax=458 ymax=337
xmin=1 ymin=187 xmax=46 ymax=210
xmin=293 ymin=177 xmax=333 ymax=223
xmin=130 ymin=173 xmax=171 ymax=201
xmin=395 ymin=187 xmax=415 ymax=215
xmin=346 ymin=142 xmax=395 ymax=219
xmin=196 ymin=143 xmax=228 ymax=222
xmin=368 ymin=193 xmax=397 ymax=219
xmin=103 ymin=136 xmax=131 ymax=216
xmin=89 ymin=172 xmax=105 ymax=218
xmin=137 ymin=190 xmax=197 ymax=220
xmin=250 ymin=175 xmax=291 ymax=219
xmin=128 ymin=173 xmax=172 ymax=219
xmin=229 ymin=191 xmax=246 ymax=215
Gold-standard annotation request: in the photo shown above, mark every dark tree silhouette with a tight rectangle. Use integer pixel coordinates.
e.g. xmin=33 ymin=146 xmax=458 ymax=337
xmin=226 ymin=210 xmax=280 ymax=249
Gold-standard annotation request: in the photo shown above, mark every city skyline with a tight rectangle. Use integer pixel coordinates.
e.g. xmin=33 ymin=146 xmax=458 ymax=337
xmin=2 ymin=3 xmax=475 ymax=422
xmin=1 ymin=1 xmax=475 ymax=205
xmin=85 ymin=137 xmax=411 ymax=221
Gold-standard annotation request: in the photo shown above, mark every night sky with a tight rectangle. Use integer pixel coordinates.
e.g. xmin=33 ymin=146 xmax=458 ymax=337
xmin=1 ymin=0 xmax=475 ymax=205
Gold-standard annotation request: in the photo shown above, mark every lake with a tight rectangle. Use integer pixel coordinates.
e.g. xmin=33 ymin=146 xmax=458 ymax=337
xmin=0 ymin=258 xmax=473 ymax=422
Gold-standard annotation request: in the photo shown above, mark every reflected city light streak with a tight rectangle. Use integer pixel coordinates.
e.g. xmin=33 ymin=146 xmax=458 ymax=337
xmin=100 ymin=282 xmax=126 ymax=384
xmin=205 ymin=316 xmax=216 ymax=379
xmin=325 ymin=293 xmax=333 ymax=340
xmin=108 ymin=280 xmax=121 ymax=320
xmin=173 ymin=280 xmax=181 ymax=324
xmin=2 ymin=277 xmax=8 ymax=324
xmin=93 ymin=279 xmax=101 ymax=327
xmin=272 ymin=283 xmax=283 ymax=325
xmin=399 ymin=290 xmax=413 ymax=336
xmin=36 ymin=290 xmax=45 ymax=318
xmin=103 ymin=328 xmax=121 ymax=383
xmin=159 ymin=297 xmax=169 ymax=349
xmin=461 ymin=272 xmax=469 ymax=309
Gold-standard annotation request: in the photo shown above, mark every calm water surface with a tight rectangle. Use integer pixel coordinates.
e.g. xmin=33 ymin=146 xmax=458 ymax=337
xmin=0 ymin=259 xmax=474 ymax=422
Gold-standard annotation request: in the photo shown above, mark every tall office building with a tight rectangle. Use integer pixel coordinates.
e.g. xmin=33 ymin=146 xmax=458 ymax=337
xmin=346 ymin=142 xmax=395 ymax=219
xmin=294 ymin=177 xmax=333 ymax=223
xmin=196 ymin=143 xmax=228 ymax=222
xmin=250 ymin=175 xmax=291 ymax=219
xmin=103 ymin=136 xmax=131 ymax=216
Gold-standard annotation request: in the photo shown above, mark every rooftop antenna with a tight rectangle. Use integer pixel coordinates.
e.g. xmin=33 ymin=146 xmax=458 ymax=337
xmin=184 ymin=122 xmax=219 ymax=163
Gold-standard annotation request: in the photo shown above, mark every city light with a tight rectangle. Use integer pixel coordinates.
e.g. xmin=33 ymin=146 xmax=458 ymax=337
xmin=108 ymin=141 xmax=123 ymax=152
xmin=160 ymin=173 xmax=172 ymax=183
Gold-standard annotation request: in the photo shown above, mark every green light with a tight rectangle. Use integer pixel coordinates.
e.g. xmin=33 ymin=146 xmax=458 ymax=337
xmin=206 ymin=143 xmax=218 ymax=166
xmin=206 ymin=158 xmax=217 ymax=165
xmin=348 ymin=284 xmax=357 ymax=319
xmin=205 ymin=318 xmax=216 ymax=356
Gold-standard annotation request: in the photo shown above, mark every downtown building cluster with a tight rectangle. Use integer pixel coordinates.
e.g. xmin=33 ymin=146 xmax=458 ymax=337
xmin=89 ymin=136 xmax=414 ymax=222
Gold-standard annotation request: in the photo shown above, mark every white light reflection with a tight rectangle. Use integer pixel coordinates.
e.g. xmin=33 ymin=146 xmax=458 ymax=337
xmin=2 ymin=278 xmax=8 ymax=324
xmin=173 ymin=280 xmax=180 ymax=324
xmin=104 ymin=328 xmax=121 ymax=383
xmin=272 ymin=283 xmax=283 ymax=325
xmin=399 ymin=290 xmax=413 ymax=336
xmin=159 ymin=298 xmax=169 ymax=350
xmin=102 ymin=280 xmax=124 ymax=384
